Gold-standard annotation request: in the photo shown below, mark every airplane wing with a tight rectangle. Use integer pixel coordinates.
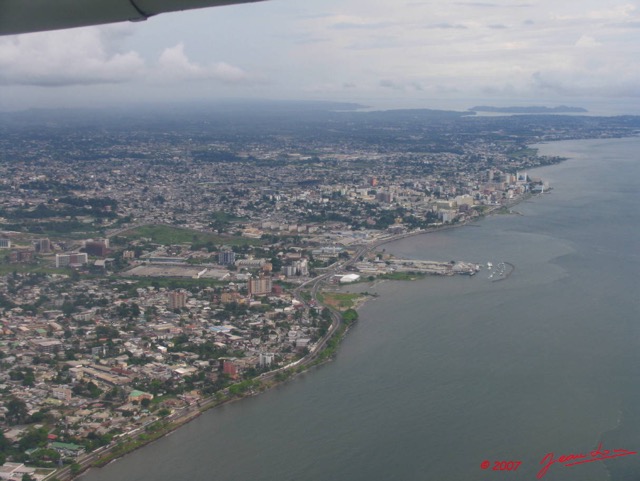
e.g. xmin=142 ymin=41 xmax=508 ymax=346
xmin=0 ymin=0 xmax=266 ymax=36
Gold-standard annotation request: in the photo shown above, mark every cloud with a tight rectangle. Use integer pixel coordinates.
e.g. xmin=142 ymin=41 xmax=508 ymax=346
xmin=379 ymin=79 xmax=425 ymax=91
xmin=380 ymin=79 xmax=404 ymax=90
xmin=575 ymin=35 xmax=601 ymax=48
xmin=155 ymin=43 xmax=252 ymax=84
xmin=0 ymin=28 xmax=259 ymax=88
xmin=0 ymin=27 xmax=144 ymax=86
xmin=587 ymin=4 xmax=636 ymax=21
xmin=2 ymin=0 xmax=640 ymax=108
xmin=302 ymin=82 xmax=360 ymax=93
xmin=427 ymin=23 xmax=468 ymax=30
xmin=345 ymin=35 xmax=403 ymax=50
xmin=552 ymin=4 xmax=636 ymax=22
xmin=608 ymin=21 xmax=640 ymax=29
xmin=531 ymin=67 xmax=640 ymax=98
xmin=331 ymin=21 xmax=396 ymax=30
xmin=293 ymin=36 xmax=331 ymax=45
xmin=454 ymin=2 xmax=499 ymax=6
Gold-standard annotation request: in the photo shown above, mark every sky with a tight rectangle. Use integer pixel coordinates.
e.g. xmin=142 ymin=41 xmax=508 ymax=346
xmin=1 ymin=0 xmax=640 ymax=113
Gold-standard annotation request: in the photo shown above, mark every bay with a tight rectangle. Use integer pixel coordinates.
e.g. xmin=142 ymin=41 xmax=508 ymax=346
xmin=81 ymin=137 xmax=640 ymax=481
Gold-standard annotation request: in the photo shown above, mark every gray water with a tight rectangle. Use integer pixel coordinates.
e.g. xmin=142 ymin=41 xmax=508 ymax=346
xmin=82 ymin=137 xmax=640 ymax=481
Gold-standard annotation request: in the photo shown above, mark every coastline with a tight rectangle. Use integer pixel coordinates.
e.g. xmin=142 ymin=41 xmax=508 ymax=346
xmin=65 ymin=181 xmax=548 ymax=481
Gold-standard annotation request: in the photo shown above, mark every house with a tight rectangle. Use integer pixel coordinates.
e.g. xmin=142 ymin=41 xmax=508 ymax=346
xmin=128 ymin=390 xmax=153 ymax=403
xmin=50 ymin=441 xmax=84 ymax=457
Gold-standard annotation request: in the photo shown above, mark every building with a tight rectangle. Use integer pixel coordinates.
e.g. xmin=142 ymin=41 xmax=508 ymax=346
xmin=236 ymin=258 xmax=267 ymax=269
xmin=0 ymin=463 xmax=38 ymax=480
xmin=85 ymin=241 xmax=108 ymax=257
xmin=339 ymin=274 xmax=361 ymax=284
xmin=56 ymin=253 xmax=88 ymax=268
xmin=0 ymin=238 xmax=11 ymax=249
xmin=218 ymin=250 xmax=236 ymax=265
xmin=297 ymin=259 xmax=309 ymax=276
xmin=249 ymin=276 xmax=272 ymax=296
xmin=52 ymin=387 xmax=72 ymax=402
xmin=376 ymin=191 xmax=393 ymax=203
xmin=49 ymin=442 xmax=84 ymax=457
xmin=34 ymin=238 xmax=51 ymax=253
xmin=168 ymin=290 xmax=188 ymax=310
xmin=259 ymin=352 xmax=275 ymax=368
xmin=31 ymin=339 xmax=63 ymax=353
xmin=222 ymin=359 xmax=239 ymax=379
xmin=128 ymin=390 xmax=153 ymax=403
xmin=284 ymin=259 xmax=309 ymax=277
xmin=8 ymin=250 xmax=33 ymax=263
xmin=312 ymin=246 xmax=344 ymax=261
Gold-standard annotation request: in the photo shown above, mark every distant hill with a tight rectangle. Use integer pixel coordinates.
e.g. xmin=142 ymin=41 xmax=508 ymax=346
xmin=470 ymin=105 xmax=588 ymax=113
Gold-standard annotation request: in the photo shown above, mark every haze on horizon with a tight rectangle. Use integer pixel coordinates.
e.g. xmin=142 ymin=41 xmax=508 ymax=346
xmin=0 ymin=0 xmax=639 ymax=113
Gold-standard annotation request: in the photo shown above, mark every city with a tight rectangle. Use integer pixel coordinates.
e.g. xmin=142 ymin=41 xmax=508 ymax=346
xmin=1 ymin=104 xmax=639 ymax=480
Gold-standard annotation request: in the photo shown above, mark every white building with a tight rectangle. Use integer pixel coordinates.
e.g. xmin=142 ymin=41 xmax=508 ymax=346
xmin=340 ymin=274 xmax=361 ymax=283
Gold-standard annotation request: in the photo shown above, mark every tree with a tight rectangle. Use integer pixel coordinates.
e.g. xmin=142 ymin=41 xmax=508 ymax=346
xmin=18 ymin=427 xmax=48 ymax=451
xmin=0 ymin=432 xmax=8 ymax=452
xmin=22 ymin=474 xmax=34 ymax=481
xmin=5 ymin=397 xmax=28 ymax=425
xmin=342 ymin=309 xmax=359 ymax=325
xmin=270 ymin=257 xmax=282 ymax=272
xmin=22 ymin=369 xmax=35 ymax=387
xmin=61 ymin=300 xmax=76 ymax=316
xmin=157 ymin=408 xmax=171 ymax=417
xmin=86 ymin=381 xmax=103 ymax=398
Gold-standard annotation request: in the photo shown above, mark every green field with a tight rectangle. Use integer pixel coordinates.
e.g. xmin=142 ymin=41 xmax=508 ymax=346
xmin=508 ymin=147 xmax=538 ymax=159
xmin=378 ymin=272 xmax=426 ymax=281
xmin=118 ymin=225 xmax=261 ymax=246
xmin=317 ymin=292 xmax=363 ymax=310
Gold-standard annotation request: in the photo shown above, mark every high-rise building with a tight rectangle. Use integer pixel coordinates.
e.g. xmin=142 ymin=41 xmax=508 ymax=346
xmin=218 ymin=250 xmax=236 ymax=265
xmin=259 ymin=353 xmax=275 ymax=368
xmin=376 ymin=192 xmax=393 ymax=203
xmin=298 ymin=259 xmax=309 ymax=276
xmin=222 ymin=360 xmax=239 ymax=379
xmin=85 ymin=241 xmax=108 ymax=257
xmin=34 ymin=238 xmax=51 ymax=253
xmin=249 ymin=276 xmax=272 ymax=296
xmin=168 ymin=290 xmax=188 ymax=310
xmin=56 ymin=253 xmax=88 ymax=268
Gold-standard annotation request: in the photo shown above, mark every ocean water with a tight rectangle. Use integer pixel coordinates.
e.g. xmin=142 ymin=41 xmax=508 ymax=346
xmin=81 ymin=137 xmax=640 ymax=481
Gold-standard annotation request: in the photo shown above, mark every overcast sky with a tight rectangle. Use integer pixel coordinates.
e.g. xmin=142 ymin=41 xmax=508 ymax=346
xmin=1 ymin=0 xmax=639 ymax=112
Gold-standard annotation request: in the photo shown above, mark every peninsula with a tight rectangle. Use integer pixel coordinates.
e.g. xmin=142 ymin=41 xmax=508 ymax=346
xmin=470 ymin=105 xmax=588 ymax=113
